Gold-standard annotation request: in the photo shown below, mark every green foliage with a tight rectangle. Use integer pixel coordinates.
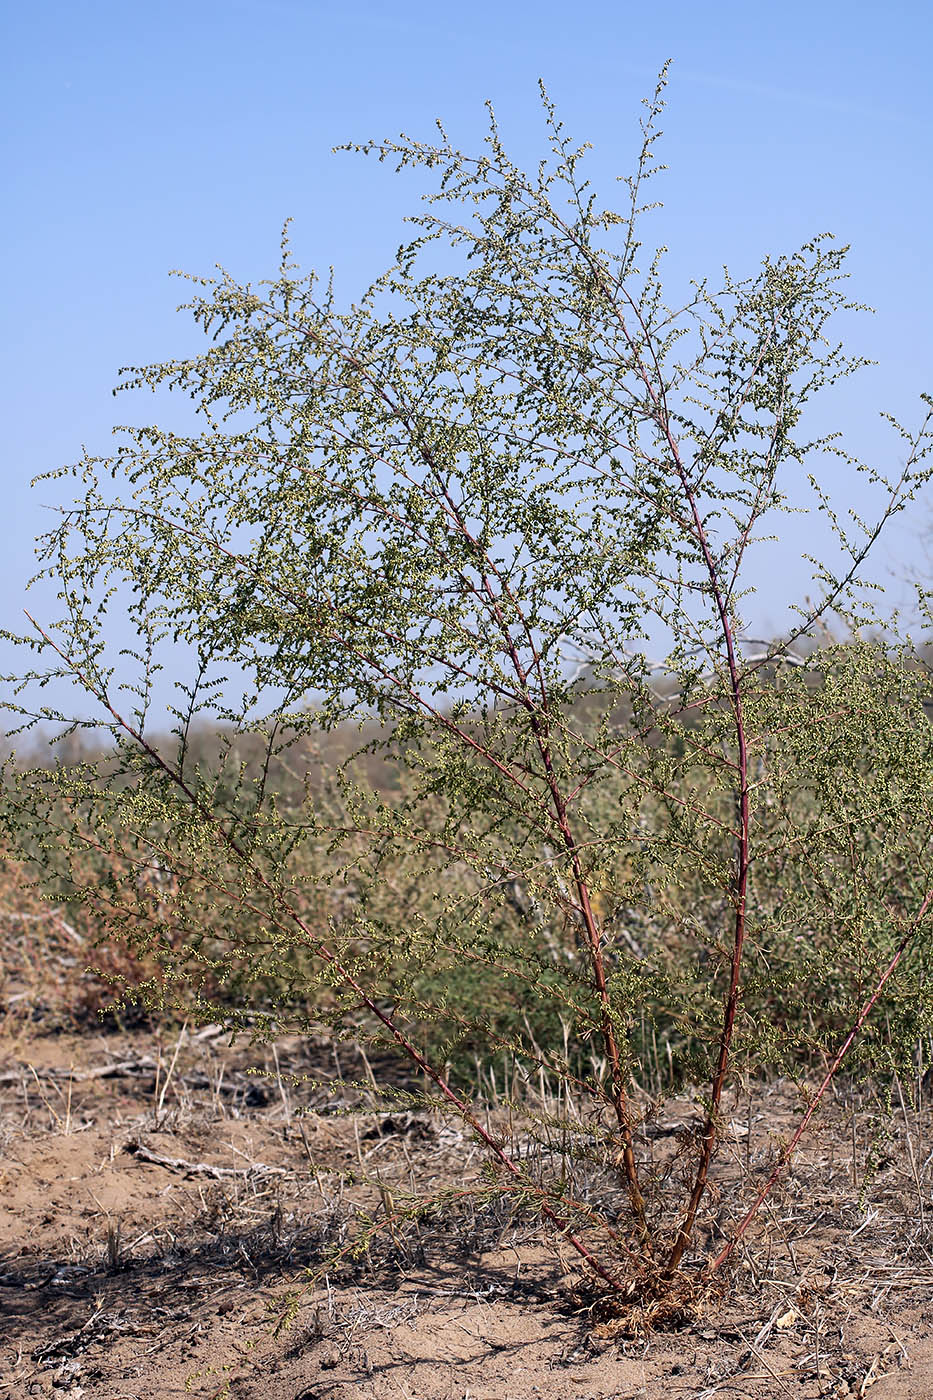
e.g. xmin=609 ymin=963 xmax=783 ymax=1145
xmin=4 ymin=66 xmax=933 ymax=1300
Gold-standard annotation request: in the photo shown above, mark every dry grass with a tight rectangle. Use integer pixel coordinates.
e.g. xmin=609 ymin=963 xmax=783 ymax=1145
xmin=0 ymin=858 xmax=165 ymax=1035
xmin=1 ymin=1014 xmax=932 ymax=1399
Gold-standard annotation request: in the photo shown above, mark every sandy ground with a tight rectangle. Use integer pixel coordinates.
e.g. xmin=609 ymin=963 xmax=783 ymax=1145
xmin=1 ymin=1022 xmax=932 ymax=1399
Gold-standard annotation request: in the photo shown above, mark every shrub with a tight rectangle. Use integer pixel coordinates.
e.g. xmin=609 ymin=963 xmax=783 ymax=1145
xmin=4 ymin=67 xmax=933 ymax=1309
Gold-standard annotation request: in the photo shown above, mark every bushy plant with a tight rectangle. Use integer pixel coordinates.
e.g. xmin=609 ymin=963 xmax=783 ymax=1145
xmin=4 ymin=67 xmax=933 ymax=1308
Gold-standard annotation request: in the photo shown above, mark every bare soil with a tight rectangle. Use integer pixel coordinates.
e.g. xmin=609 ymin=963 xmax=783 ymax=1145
xmin=1 ymin=1020 xmax=932 ymax=1399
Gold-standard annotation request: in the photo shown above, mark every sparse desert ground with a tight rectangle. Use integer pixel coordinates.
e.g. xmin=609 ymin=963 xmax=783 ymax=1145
xmin=2 ymin=1017 xmax=933 ymax=1399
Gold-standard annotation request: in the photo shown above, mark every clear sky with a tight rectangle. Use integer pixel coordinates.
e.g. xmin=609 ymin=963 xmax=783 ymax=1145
xmin=3 ymin=0 xmax=932 ymax=726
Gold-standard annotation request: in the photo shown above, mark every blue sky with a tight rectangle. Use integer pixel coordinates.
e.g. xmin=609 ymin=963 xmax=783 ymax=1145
xmin=3 ymin=0 xmax=932 ymax=726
